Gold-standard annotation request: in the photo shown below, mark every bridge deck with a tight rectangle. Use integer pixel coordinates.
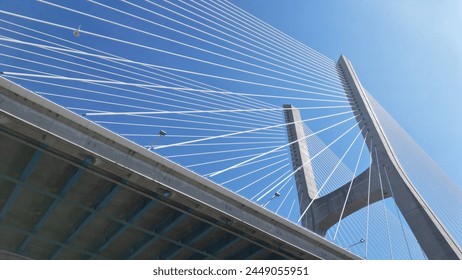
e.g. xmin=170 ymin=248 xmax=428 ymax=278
xmin=0 ymin=78 xmax=357 ymax=260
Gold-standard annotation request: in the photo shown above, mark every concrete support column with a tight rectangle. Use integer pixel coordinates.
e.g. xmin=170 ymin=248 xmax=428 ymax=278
xmin=283 ymin=104 xmax=317 ymax=229
xmin=283 ymin=55 xmax=462 ymax=259
xmin=337 ymin=55 xmax=461 ymax=259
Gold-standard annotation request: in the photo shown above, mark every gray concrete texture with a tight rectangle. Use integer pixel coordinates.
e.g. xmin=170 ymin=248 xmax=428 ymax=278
xmin=284 ymin=56 xmax=462 ymax=259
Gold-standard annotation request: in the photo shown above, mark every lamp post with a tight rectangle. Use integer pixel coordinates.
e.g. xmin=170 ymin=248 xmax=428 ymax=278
xmin=148 ymin=130 xmax=167 ymax=150
xmin=346 ymin=238 xmax=366 ymax=250
xmin=262 ymin=192 xmax=281 ymax=208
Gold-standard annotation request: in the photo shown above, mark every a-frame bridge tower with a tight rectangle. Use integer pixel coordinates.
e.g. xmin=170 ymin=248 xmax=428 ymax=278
xmin=285 ymin=55 xmax=462 ymax=260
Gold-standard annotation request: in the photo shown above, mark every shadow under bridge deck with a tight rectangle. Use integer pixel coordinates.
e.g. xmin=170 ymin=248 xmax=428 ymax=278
xmin=0 ymin=77 xmax=357 ymax=260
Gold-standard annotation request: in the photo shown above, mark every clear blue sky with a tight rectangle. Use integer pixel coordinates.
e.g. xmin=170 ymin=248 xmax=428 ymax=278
xmin=234 ymin=0 xmax=462 ymax=188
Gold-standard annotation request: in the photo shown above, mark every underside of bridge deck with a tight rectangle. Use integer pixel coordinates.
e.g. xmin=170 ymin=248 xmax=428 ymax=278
xmin=0 ymin=121 xmax=301 ymax=260
xmin=0 ymin=78 xmax=357 ymax=260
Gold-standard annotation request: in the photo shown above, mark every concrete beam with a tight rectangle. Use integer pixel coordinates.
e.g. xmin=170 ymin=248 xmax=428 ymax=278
xmin=282 ymin=105 xmax=390 ymax=235
xmin=313 ymin=167 xmax=391 ymax=235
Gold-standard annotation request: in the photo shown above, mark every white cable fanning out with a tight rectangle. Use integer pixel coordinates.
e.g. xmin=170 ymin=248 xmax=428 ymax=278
xmin=166 ymin=145 xmax=284 ymax=159
xmin=219 ymin=158 xmax=290 ymax=187
xmin=250 ymin=168 xmax=292 ymax=202
xmin=252 ymin=168 xmax=293 ymax=201
xmin=156 ymin=140 xmax=286 ymax=148
xmin=214 ymin=1 xmax=333 ymax=71
xmin=384 ymin=166 xmax=413 ymax=259
xmin=130 ymin=0 xmax=345 ymax=88
xmin=0 ymin=20 xmax=293 ymax=116
xmin=154 ymin=111 xmax=354 ymax=150
xmin=276 ymin=185 xmax=294 ymax=214
xmin=374 ymin=145 xmax=394 ymax=260
xmin=287 ymin=199 xmax=296 ymax=221
xmin=22 ymin=79 xmax=267 ymax=127
xmin=297 ymin=125 xmax=365 ymax=223
xmin=303 ymin=124 xmax=354 ymax=186
xmin=302 ymin=123 xmax=359 ymax=196
xmin=94 ymin=120 xmax=282 ymax=136
xmin=2 ymin=21 xmax=342 ymax=136
xmin=28 ymin=88 xmax=285 ymax=131
xmin=333 ymin=130 xmax=369 ymax=241
xmin=184 ymin=153 xmax=288 ymax=173
xmin=172 ymin=0 xmax=335 ymax=73
xmin=37 ymin=92 xmax=276 ymax=130
xmin=103 ymin=1 xmax=344 ymax=91
xmin=370 ymin=204 xmax=405 ymax=258
xmin=121 ymin=134 xmax=284 ymax=140
xmin=3 ymin=69 xmax=345 ymax=106
xmin=188 ymin=0 xmax=338 ymax=75
xmin=1 ymin=73 xmax=348 ymax=104
xmin=2 ymin=26 xmax=268 ymax=118
xmin=88 ymin=0 xmax=345 ymax=92
xmin=212 ymin=153 xmax=289 ymax=175
xmin=0 ymin=35 xmax=348 ymax=109
xmin=203 ymin=115 xmax=359 ymax=178
xmin=227 ymin=118 xmax=361 ymax=199
xmin=365 ymin=138 xmax=373 ymax=259
xmin=82 ymin=106 xmax=351 ymax=117
xmin=0 ymin=47 xmax=283 ymax=124
xmin=216 ymin=0 xmax=337 ymax=70
xmin=32 ymin=1 xmax=347 ymax=95
xmin=0 ymin=63 xmax=279 ymax=127
xmin=0 ymin=49 xmax=220 ymax=114
xmin=114 ymin=110 xmax=276 ymax=131
xmin=186 ymin=1 xmax=342 ymax=80
xmin=185 ymin=153 xmax=264 ymax=168
xmin=307 ymin=130 xmax=374 ymax=250
xmin=210 ymin=0 xmax=339 ymax=75
xmin=51 ymin=92 xmax=280 ymax=127
xmin=0 ymin=32 xmax=283 ymax=122
xmin=0 ymin=36 xmax=347 ymax=98
xmin=3 ymin=49 xmax=278 ymax=125
xmin=4 ymin=74 xmax=279 ymax=128
xmin=304 ymin=125 xmax=352 ymax=195
xmin=186 ymin=150 xmax=287 ymax=169
xmin=0 ymin=35 xmax=347 ymax=101
xmin=0 ymin=70 xmax=345 ymax=102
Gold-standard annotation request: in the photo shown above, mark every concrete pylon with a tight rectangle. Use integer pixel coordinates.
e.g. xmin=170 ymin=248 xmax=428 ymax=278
xmin=283 ymin=104 xmax=317 ymax=230
xmin=284 ymin=55 xmax=462 ymax=260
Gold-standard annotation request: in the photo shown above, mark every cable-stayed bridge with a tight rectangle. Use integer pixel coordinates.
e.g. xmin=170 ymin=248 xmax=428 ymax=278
xmin=0 ymin=0 xmax=461 ymax=260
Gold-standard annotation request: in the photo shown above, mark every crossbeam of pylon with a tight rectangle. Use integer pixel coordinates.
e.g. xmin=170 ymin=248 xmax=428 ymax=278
xmin=286 ymin=55 xmax=462 ymax=260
